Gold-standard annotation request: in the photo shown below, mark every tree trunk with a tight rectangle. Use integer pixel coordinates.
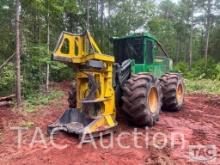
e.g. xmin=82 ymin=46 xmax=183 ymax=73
xmin=86 ymin=0 xmax=90 ymax=31
xmin=100 ymin=0 xmax=104 ymax=49
xmin=16 ymin=0 xmax=21 ymax=106
xmin=108 ymin=0 xmax=111 ymax=53
xmin=179 ymin=40 xmax=182 ymax=61
xmin=204 ymin=28 xmax=210 ymax=65
xmin=204 ymin=0 xmax=211 ymax=66
xmin=46 ymin=1 xmax=50 ymax=93
xmin=189 ymin=23 xmax=193 ymax=70
xmin=175 ymin=33 xmax=179 ymax=63
xmin=46 ymin=63 xmax=50 ymax=92
xmin=184 ymin=40 xmax=188 ymax=63
xmin=201 ymin=29 xmax=204 ymax=57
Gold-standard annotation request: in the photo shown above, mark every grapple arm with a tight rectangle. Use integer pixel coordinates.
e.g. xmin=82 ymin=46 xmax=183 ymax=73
xmin=52 ymin=31 xmax=103 ymax=63
xmin=49 ymin=31 xmax=117 ymax=139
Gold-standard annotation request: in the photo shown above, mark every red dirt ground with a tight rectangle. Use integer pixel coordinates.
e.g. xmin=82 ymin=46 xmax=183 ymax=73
xmin=0 ymin=82 xmax=220 ymax=165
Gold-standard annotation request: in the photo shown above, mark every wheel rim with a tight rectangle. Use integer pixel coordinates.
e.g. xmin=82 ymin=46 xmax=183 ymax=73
xmin=176 ymin=83 xmax=184 ymax=105
xmin=147 ymin=87 xmax=158 ymax=113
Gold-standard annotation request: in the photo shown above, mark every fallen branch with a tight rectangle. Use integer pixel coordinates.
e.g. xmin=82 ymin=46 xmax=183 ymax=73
xmin=0 ymin=53 xmax=15 ymax=72
xmin=0 ymin=94 xmax=15 ymax=102
xmin=0 ymin=101 xmax=12 ymax=107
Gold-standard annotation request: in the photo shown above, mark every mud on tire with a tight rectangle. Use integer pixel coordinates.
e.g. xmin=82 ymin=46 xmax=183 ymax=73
xmin=121 ymin=73 xmax=162 ymax=127
xmin=159 ymin=73 xmax=184 ymax=112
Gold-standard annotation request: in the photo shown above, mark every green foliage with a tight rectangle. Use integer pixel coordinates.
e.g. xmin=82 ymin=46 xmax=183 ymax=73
xmin=0 ymin=0 xmax=14 ymax=60
xmin=191 ymin=59 xmax=218 ymax=79
xmin=185 ymin=79 xmax=220 ymax=94
xmin=21 ymin=44 xmax=50 ymax=97
xmin=24 ymin=90 xmax=64 ymax=112
xmin=18 ymin=0 xmax=78 ymax=97
xmin=210 ymin=25 xmax=220 ymax=61
xmin=175 ymin=59 xmax=220 ymax=80
xmin=110 ymin=0 xmax=155 ymax=36
xmin=1 ymin=0 xmax=220 ymax=98
xmin=50 ymin=62 xmax=74 ymax=82
xmin=0 ymin=63 xmax=15 ymax=96
xmin=174 ymin=61 xmax=192 ymax=77
xmin=20 ymin=43 xmax=72 ymax=97
xmin=215 ymin=64 xmax=220 ymax=80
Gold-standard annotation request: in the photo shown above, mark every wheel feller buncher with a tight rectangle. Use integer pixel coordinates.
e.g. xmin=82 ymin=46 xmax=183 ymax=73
xmin=48 ymin=31 xmax=184 ymax=139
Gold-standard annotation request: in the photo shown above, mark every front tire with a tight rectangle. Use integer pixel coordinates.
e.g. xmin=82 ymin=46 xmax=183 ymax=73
xmin=159 ymin=73 xmax=184 ymax=112
xmin=121 ymin=73 xmax=161 ymax=127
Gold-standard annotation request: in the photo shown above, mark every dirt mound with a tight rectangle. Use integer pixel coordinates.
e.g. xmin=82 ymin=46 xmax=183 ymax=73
xmin=0 ymin=84 xmax=219 ymax=164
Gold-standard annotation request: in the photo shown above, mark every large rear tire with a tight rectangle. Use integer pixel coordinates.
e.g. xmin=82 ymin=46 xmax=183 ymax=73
xmin=159 ymin=73 xmax=184 ymax=112
xmin=121 ymin=73 xmax=162 ymax=127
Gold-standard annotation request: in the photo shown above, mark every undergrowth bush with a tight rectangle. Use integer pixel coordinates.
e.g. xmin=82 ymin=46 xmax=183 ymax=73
xmin=191 ymin=59 xmax=218 ymax=79
xmin=0 ymin=63 xmax=15 ymax=96
xmin=174 ymin=59 xmax=220 ymax=80
xmin=24 ymin=90 xmax=64 ymax=112
xmin=215 ymin=64 xmax=220 ymax=80
xmin=50 ymin=62 xmax=74 ymax=82
xmin=21 ymin=43 xmax=73 ymax=97
xmin=175 ymin=59 xmax=220 ymax=94
xmin=174 ymin=61 xmax=192 ymax=78
xmin=185 ymin=79 xmax=220 ymax=94
xmin=22 ymin=44 xmax=49 ymax=97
